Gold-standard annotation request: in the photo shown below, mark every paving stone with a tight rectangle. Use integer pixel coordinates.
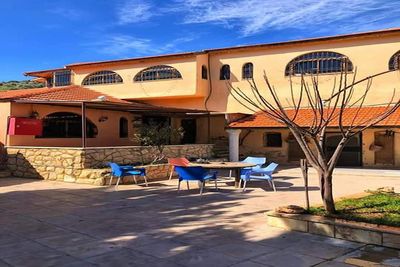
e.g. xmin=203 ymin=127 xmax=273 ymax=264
xmin=1 ymin=176 xmax=400 ymax=266
xmin=231 ymin=260 xmax=270 ymax=267
xmin=212 ymin=240 xmax=277 ymax=260
xmin=315 ymin=261 xmax=355 ymax=266
xmin=58 ymin=241 xmax=122 ymax=259
xmin=252 ymin=251 xmax=325 ymax=267
xmin=86 ymin=248 xmax=156 ymax=266
xmin=2 ymin=254 xmax=77 ymax=267
xmin=133 ymin=239 xmax=194 ymax=259
xmin=287 ymin=239 xmax=353 ymax=260
xmin=334 ymin=245 xmax=400 ymax=266
xmin=168 ymin=248 xmax=240 ymax=267
xmin=35 ymin=232 xmax=97 ymax=249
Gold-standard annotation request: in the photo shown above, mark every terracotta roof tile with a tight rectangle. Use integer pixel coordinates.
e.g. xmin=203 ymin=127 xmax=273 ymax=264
xmin=0 ymin=86 xmax=131 ymax=104
xmin=228 ymin=107 xmax=400 ymax=128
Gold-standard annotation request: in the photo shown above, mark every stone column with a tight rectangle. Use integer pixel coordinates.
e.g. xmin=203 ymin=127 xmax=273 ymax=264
xmin=226 ymin=129 xmax=241 ymax=162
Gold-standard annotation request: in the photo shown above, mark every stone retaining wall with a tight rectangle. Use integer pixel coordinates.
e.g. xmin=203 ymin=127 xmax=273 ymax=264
xmin=267 ymin=211 xmax=400 ymax=249
xmin=6 ymin=144 xmax=213 ymax=185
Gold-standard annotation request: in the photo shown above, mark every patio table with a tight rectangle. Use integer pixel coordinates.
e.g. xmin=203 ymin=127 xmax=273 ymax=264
xmin=190 ymin=161 xmax=256 ymax=188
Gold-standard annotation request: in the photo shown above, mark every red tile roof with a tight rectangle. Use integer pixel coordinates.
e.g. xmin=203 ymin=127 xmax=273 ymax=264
xmin=228 ymin=107 xmax=400 ymax=128
xmin=0 ymin=86 xmax=131 ymax=104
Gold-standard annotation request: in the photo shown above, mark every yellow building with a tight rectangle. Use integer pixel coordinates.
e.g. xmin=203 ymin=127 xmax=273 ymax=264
xmin=4 ymin=28 xmax=400 ymax=167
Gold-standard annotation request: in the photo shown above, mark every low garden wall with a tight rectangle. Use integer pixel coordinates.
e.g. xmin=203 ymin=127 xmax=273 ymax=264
xmin=266 ymin=211 xmax=400 ymax=249
xmin=6 ymin=144 xmax=213 ymax=185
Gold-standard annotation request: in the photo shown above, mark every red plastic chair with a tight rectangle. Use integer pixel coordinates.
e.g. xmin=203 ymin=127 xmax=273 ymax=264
xmin=168 ymin=158 xmax=190 ymax=180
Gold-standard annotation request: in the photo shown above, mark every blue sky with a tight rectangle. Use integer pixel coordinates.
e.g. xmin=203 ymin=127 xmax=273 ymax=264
xmin=1 ymin=0 xmax=400 ymax=81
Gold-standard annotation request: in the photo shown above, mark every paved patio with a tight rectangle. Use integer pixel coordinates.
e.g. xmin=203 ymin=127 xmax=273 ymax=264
xmin=0 ymin=167 xmax=400 ymax=267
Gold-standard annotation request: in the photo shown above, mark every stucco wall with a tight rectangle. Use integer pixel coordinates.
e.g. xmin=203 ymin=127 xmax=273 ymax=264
xmin=8 ymin=103 xmax=138 ymax=147
xmin=6 ymin=144 xmax=214 ymax=185
xmin=59 ymin=33 xmax=400 ymax=113
xmin=239 ymin=127 xmax=400 ymax=167
xmin=73 ymin=56 xmax=202 ymax=100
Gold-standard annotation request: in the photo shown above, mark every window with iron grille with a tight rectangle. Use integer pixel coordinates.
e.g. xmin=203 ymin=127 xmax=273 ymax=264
xmin=82 ymin=71 xmax=123 ymax=85
xmin=264 ymin=132 xmax=282 ymax=147
xmin=242 ymin=62 xmax=253 ymax=79
xmin=134 ymin=65 xmax=182 ymax=82
xmin=40 ymin=112 xmax=98 ymax=138
xmin=54 ymin=70 xmax=71 ymax=87
xmin=201 ymin=65 xmax=208 ymax=80
xmin=220 ymin=64 xmax=230 ymax=80
xmin=285 ymin=51 xmax=353 ymax=76
xmin=389 ymin=50 xmax=400 ymax=70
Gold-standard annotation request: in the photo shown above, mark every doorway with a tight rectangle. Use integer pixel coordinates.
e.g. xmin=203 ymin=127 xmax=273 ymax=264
xmin=288 ymin=139 xmax=305 ymax=162
xmin=325 ymin=133 xmax=362 ymax=166
xmin=181 ymin=119 xmax=197 ymax=144
xmin=374 ymin=131 xmax=395 ymax=165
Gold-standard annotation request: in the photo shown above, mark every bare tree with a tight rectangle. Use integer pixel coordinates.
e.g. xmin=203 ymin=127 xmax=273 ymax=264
xmin=229 ymin=69 xmax=400 ymax=214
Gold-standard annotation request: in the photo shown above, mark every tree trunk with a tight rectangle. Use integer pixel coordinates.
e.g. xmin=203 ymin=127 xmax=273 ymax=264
xmin=319 ymin=171 xmax=336 ymax=214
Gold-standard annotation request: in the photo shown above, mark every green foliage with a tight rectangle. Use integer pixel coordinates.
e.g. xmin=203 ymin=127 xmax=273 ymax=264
xmin=309 ymin=192 xmax=400 ymax=227
xmin=0 ymin=80 xmax=45 ymax=91
xmin=134 ymin=122 xmax=184 ymax=164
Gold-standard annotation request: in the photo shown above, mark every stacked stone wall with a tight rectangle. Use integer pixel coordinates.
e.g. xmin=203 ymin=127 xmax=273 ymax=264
xmin=6 ymin=144 xmax=213 ymax=185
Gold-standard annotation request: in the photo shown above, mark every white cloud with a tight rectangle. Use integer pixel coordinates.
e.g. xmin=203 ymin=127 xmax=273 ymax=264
xmin=47 ymin=7 xmax=83 ymax=20
xmin=116 ymin=0 xmax=153 ymax=25
xmin=172 ymin=0 xmax=400 ymax=36
xmin=93 ymin=34 xmax=197 ymax=57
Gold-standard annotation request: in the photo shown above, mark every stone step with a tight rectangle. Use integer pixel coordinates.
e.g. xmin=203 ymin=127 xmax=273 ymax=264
xmin=0 ymin=170 xmax=11 ymax=178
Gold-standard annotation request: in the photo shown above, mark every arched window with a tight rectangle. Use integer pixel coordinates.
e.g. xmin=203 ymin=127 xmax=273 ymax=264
xmin=201 ymin=65 xmax=208 ymax=80
xmin=389 ymin=50 xmax=400 ymax=70
xmin=134 ymin=65 xmax=182 ymax=81
xmin=242 ymin=62 xmax=253 ymax=79
xmin=119 ymin=117 xmax=129 ymax=138
xmin=285 ymin=51 xmax=353 ymax=76
xmin=220 ymin=64 xmax=230 ymax=80
xmin=41 ymin=112 xmax=98 ymax=138
xmin=82 ymin=71 xmax=123 ymax=86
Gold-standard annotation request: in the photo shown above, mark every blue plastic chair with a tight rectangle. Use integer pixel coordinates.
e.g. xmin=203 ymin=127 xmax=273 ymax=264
xmin=229 ymin=156 xmax=267 ymax=178
xmin=240 ymin=162 xmax=279 ymax=192
xmin=108 ymin=162 xmax=147 ymax=189
xmin=174 ymin=166 xmax=218 ymax=195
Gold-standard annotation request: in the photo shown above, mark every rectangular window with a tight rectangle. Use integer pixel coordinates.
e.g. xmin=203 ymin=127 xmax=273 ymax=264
xmin=54 ymin=70 xmax=71 ymax=87
xmin=264 ymin=133 xmax=282 ymax=147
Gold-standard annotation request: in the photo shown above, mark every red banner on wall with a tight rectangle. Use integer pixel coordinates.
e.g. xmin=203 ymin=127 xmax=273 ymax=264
xmin=8 ymin=117 xmax=43 ymax=136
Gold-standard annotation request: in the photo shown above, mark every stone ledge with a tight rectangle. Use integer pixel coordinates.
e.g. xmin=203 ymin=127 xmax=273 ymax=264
xmin=266 ymin=211 xmax=400 ymax=249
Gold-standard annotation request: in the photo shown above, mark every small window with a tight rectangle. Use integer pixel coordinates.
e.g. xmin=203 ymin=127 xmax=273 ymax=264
xmin=82 ymin=71 xmax=123 ymax=86
xmin=54 ymin=70 xmax=71 ymax=87
xmin=201 ymin=65 xmax=208 ymax=80
xmin=242 ymin=63 xmax=253 ymax=79
xmin=389 ymin=50 xmax=400 ymax=70
xmin=264 ymin=133 xmax=282 ymax=147
xmin=220 ymin=64 xmax=230 ymax=80
xmin=41 ymin=112 xmax=98 ymax=138
xmin=119 ymin=117 xmax=129 ymax=138
xmin=134 ymin=65 xmax=182 ymax=81
xmin=285 ymin=51 xmax=353 ymax=76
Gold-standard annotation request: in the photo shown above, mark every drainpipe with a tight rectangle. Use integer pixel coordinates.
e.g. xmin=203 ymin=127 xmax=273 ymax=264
xmin=205 ymin=52 xmax=213 ymax=144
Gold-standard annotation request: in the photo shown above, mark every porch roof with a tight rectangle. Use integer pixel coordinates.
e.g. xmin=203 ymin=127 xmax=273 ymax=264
xmin=228 ymin=106 xmax=400 ymax=129
xmin=0 ymin=86 xmax=208 ymax=114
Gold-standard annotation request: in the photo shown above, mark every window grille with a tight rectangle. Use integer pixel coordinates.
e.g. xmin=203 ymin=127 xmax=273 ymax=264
xmin=285 ymin=51 xmax=353 ymax=76
xmin=134 ymin=65 xmax=182 ymax=81
xmin=220 ymin=64 xmax=230 ymax=80
xmin=389 ymin=51 xmax=400 ymax=70
xmin=54 ymin=70 xmax=71 ymax=87
xmin=82 ymin=71 xmax=123 ymax=85
xmin=242 ymin=63 xmax=253 ymax=79
xmin=41 ymin=112 xmax=98 ymax=138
